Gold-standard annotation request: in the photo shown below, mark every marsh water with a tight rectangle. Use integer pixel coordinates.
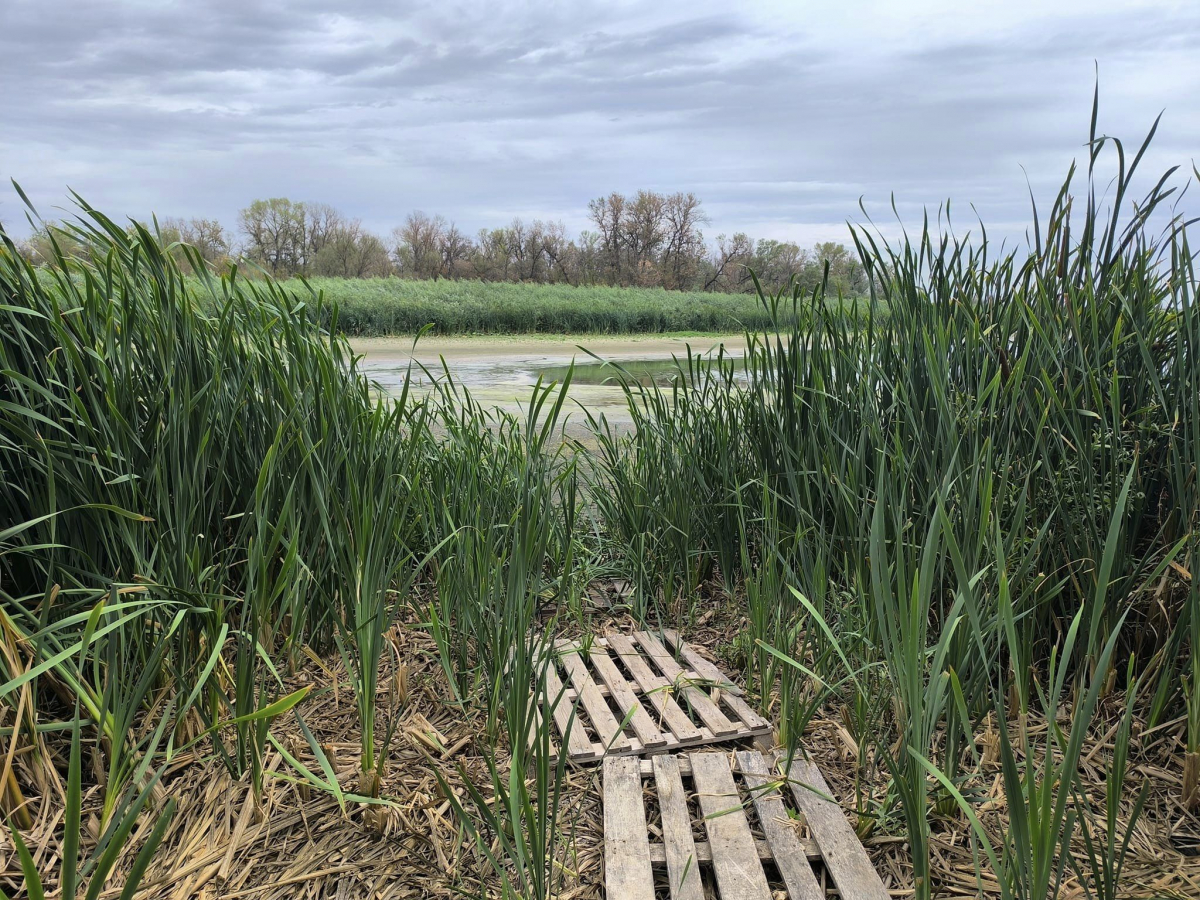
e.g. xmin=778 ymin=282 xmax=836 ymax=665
xmin=350 ymin=334 xmax=750 ymax=434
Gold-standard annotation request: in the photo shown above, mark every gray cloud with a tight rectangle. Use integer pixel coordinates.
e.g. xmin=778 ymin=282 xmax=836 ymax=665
xmin=1 ymin=0 xmax=1197 ymax=249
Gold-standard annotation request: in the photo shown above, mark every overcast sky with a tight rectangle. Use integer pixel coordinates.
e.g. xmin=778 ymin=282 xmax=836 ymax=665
xmin=2 ymin=0 xmax=1197 ymax=249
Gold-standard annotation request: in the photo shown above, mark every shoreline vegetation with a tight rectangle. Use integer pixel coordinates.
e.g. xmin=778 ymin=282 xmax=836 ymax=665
xmin=15 ymin=188 xmax=871 ymax=303
xmin=2 ymin=108 xmax=1200 ymax=900
xmin=294 ymin=277 xmax=869 ymax=336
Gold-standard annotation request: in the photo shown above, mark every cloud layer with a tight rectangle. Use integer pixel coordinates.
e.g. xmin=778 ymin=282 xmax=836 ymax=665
xmin=2 ymin=0 xmax=1197 ymax=248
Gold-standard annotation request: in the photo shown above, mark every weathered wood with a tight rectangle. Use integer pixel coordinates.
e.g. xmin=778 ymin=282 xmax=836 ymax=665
xmin=718 ymin=691 xmax=772 ymax=733
xmin=606 ymin=633 xmax=705 ymax=743
xmin=542 ymin=630 xmax=771 ymax=764
xmin=690 ymin=753 xmax=772 ymax=900
xmin=588 ymin=645 xmax=668 ymax=750
xmin=634 ymin=632 xmax=740 ymax=736
xmin=609 ymin=750 xmax=888 ymax=900
xmin=737 ymin=751 xmax=824 ymax=900
xmin=782 ymin=753 xmax=891 ymax=900
xmin=648 ymin=837 xmax=822 ymax=864
xmin=641 ymin=755 xmax=694 ymax=776
xmin=651 ymin=754 xmax=705 ymax=900
xmin=603 ymin=757 xmax=655 ymax=900
xmin=660 ymin=628 xmax=743 ymax=694
xmin=556 ymin=641 xmax=631 ymax=753
xmin=544 ymin=657 xmax=593 ymax=760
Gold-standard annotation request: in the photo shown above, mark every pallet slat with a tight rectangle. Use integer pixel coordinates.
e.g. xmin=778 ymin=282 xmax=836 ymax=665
xmin=605 ymin=749 xmax=887 ymax=900
xmin=660 ymin=629 xmax=743 ymax=694
xmin=603 ymin=757 xmax=655 ymax=900
xmin=556 ymin=641 xmax=631 ymax=753
xmin=737 ymin=751 xmax=824 ymax=900
xmin=633 ymin=632 xmax=740 ymax=737
xmin=651 ymin=754 xmax=705 ymax=900
xmin=544 ymin=659 xmax=593 ymax=761
xmin=782 ymin=755 xmax=891 ymax=900
xmin=606 ymin=633 xmax=705 ymax=744
xmin=648 ymin=837 xmax=822 ymax=864
xmin=691 ymin=752 xmax=773 ymax=900
xmin=542 ymin=631 xmax=769 ymax=763
xmin=588 ymin=645 xmax=668 ymax=750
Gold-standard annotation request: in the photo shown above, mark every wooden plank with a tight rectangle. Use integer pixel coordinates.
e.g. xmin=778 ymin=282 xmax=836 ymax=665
xmin=589 ymin=646 xmax=668 ymax=750
xmin=782 ymin=754 xmax=891 ymax=900
xmin=722 ymin=692 xmax=772 ymax=733
xmin=690 ymin=753 xmax=771 ymax=900
xmin=579 ymin=644 xmax=770 ymax=730
xmin=634 ymin=632 xmax=740 ymax=737
xmin=648 ymin=837 xmax=822 ymax=864
xmin=544 ymin=657 xmax=595 ymax=761
xmin=603 ymin=757 xmax=655 ymax=900
xmin=651 ymin=755 xmax=704 ymax=900
xmin=657 ymin=630 xmax=771 ymax=732
xmin=660 ymin=629 xmax=744 ymax=694
xmin=556 ymin=641 xmax=631 ymax=753
xmin=737 ymin=751 xmax=824 ymax=900
xmin=544 ymin=630 xmax=773 ymax=762
xmin=606 ymin=633 xmax=704 ymax=743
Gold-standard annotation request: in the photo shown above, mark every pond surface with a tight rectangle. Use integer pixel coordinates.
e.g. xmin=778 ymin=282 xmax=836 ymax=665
xmin=350 ymin=334 xmax=750 ymax=435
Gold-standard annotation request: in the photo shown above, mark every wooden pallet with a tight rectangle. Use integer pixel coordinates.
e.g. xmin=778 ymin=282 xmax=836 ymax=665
xmin=541 ymin=630 xmax=772 ymax=764
xmin=603 ymin=750 xmax=891 ymax=900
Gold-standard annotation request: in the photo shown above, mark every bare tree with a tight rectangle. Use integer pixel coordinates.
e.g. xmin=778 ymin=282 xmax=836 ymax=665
xmin=219 ymin=192 xmax=867 ymax=297
xmin=587 ymin=192 xmax=626 ymax=284
xmin=437 ymin=223 xmax=472 ymax=279
xmin=539 ymin=220 xmax=574 ymax=285
xmin=471 ymin=227 xmax=512 ymax=281
xmin=574 ymin=230 xmax=602 ymax=285
xmin=587 ymin=190 xmax=682 ymax=286
xmin=620 ymin=190 xmax=666 ymax=285
xmin=704 ymin=233 xmax=755 ymax=292
xmin=521 ymin=220 xmax=555 ymax=283
xmin=159 ymin=217 xmax=231 ymax=269
xmin=507 ymin=219 xmax=554 ymax=282
xmin=180 ymin=218 xmax=231 ymax=264
xmin=391 ymin=212 xmax=445 ymax=279
xmin=661 ymin=192 xmax=707 ymax=289
xmin=304 ymin=203 xmax=343 ymax=266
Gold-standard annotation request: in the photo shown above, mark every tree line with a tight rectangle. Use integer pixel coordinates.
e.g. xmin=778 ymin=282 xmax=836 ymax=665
xmin=14 ymin=191 xmax=868 ymax=295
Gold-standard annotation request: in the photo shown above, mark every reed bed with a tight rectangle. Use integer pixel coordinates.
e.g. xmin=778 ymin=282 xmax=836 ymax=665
xmin=289 ymin=276 xmax=868 ymax=336
xmin=1 ymin=107 xmax=1198 ymax=900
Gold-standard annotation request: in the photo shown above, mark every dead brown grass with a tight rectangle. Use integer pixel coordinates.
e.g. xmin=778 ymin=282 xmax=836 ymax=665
xmin=2 ymin=588 xmax=1198 ymax=899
